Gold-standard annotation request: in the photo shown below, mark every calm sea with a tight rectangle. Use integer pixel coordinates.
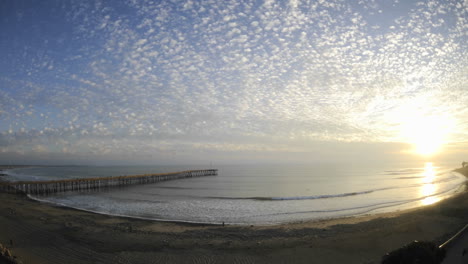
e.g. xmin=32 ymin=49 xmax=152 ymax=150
xmin=3 ymin=162 xmax=466 ymax=225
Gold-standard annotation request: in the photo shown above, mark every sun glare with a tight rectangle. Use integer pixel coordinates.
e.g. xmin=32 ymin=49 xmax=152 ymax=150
xmin=420 ymin=162 xmax=440 ymax=206
xmin=412 ymin=121 xmax=444 ymax=156
xmin=400 ymin=115 xmax=453 ymax=156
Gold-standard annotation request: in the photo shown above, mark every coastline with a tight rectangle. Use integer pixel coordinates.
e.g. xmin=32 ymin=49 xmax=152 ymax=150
xmin=0 ymin=167 xmax=467 ymax=264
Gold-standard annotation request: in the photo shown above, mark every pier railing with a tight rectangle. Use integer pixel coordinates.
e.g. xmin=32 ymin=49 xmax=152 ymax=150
xmin=0 ymin=169 xmax=217 ymax=195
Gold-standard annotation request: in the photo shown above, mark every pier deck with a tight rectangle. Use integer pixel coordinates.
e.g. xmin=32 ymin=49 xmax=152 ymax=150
xmin=0 ymin=169 xmax=217 ymax=195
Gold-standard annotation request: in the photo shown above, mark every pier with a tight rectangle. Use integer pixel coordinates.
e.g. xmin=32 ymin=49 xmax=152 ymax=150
xmin=0 ymin=169 xmax=217 ymax=196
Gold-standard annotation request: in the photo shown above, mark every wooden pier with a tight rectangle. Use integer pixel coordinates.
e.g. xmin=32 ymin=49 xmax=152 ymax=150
xmin=0 ymin=169 xmax=217 ymax=196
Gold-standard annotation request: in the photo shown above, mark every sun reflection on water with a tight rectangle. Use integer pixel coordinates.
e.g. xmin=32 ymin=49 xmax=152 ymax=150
xmin=420 ymin=162 xmax=440 ymax=206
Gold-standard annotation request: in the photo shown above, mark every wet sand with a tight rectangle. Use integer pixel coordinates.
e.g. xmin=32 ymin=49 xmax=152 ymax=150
xmin=0 ymin=167 xmax=467 ymax=264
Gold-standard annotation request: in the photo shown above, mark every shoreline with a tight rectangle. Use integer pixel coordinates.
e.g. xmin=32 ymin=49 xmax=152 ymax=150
xmin=26 ymin=182 xmax=467 ymax=229
xmin=3 ymin=165 xmax=466 ymax=227
xmin=0 ymin=167 xmax=467 ymax=263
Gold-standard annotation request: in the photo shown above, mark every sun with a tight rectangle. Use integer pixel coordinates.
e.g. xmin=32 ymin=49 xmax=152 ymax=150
xmin=409 ymin=119 xmax=444 ymax=156
xmin=400 ymin=115 xmax=452 ymax=156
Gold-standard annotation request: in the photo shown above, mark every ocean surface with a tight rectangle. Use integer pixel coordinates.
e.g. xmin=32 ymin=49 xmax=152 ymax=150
xmin=3 ymin=162 xmax=467 ymax=225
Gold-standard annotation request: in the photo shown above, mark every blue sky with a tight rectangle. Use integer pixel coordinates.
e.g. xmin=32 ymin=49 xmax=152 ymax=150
xmin=0 ymin=0 xmax=467 ymax=165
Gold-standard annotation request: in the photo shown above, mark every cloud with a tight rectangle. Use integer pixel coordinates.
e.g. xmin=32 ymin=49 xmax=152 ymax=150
xmin=0 ymin=0 xmax=466 ymax=163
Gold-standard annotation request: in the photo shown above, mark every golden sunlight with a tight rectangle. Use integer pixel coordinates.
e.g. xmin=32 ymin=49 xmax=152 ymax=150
xmin=420 ymin=162 xmax=440 ymax=206
xmin=400 ymin=115 xmax=453 ymax=156
xmin=422 ymin=162 xmax=436 ymax=183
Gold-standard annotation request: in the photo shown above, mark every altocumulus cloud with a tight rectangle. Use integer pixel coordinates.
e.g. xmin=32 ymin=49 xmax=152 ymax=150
xmin=0 ymin=0 xmax=467 ymax=164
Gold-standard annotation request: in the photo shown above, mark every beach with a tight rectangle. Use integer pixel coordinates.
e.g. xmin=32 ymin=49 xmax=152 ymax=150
xmin=0 ymin=166 xmax=467 ymax=264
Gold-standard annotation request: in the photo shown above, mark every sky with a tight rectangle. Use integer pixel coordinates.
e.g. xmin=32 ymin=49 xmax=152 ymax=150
xmin=0 ymin=0 xmax=467 ymax=165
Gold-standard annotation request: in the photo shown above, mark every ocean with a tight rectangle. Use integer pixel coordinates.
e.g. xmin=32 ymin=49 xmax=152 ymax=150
xmin=3 ymin=162 xmax=466 ymax=225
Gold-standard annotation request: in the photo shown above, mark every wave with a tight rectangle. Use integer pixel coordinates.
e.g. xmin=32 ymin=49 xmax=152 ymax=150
xmin=382 ymin=166 xmax=452 ymax=176
xmin=385 ymin=168 xmax=454 ymax=177
xmin=207 ymin=190 xmax=376 ymax=201
xmin=252 ymin=183 xmax=467 ymax=218
xmin=383 ymin=168 xmax=424 ymax=175
xmin=30 ymin=179 xmax=466 ymax=226
xmin=270 ymin=190 xmax=375 ymax=200
xmin=394 ymin=174 xmax=459 ymax=181
xmin=393 ymin=176 xmax=425 ymax=179
xmin=1 ymin=169 xmax=44 ymax=182
xmin=28 ymin=195 xmax=225 ymax=225
xmin=254 ymin=200 xmax=411 ymax=216
xmin=207 ymin=174 xmax=465 ymax=202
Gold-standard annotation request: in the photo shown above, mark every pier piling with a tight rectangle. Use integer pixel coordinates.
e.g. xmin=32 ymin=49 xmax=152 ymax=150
xmin=0 ymin=169 xmax=217 ymax=196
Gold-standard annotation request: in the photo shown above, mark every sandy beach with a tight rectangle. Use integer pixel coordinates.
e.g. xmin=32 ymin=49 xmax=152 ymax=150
xmin=0 ymin=167 xmax=467 ymax=264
